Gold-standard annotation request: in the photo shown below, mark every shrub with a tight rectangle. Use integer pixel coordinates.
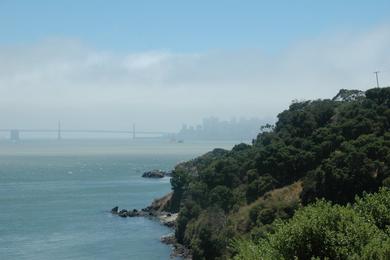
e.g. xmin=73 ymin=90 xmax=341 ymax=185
xmin=235 ymin=200 xmax=386 ymax=259
xmin=354 ymin=187 xmax=390 ymax=232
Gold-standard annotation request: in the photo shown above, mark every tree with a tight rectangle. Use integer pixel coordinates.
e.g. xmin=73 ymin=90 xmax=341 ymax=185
xmin=170 ymin=168 xmax=192 ymax=212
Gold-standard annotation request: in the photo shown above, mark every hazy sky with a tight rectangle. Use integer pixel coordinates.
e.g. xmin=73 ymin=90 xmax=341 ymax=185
xmin=0 ymin=0 xmax=389 ymax=131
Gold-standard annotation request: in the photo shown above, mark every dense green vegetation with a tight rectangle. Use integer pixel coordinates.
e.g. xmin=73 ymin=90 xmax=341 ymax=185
xmin=233 ymin=188 xmax=390 ymax=260
xmin=168 ymin=87 xmax=390 ymax=259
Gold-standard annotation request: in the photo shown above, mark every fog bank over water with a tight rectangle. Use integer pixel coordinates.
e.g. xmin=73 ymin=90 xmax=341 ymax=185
xmin=0 ymin=139 xmax=238 ymax=156
xmin=0 ymin=25 xmax=389 ymax=131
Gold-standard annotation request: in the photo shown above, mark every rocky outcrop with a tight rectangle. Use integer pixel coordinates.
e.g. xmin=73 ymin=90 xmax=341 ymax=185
xmin=142 ymin=170 xmax=171 ymax=178
xmin=332 ymin=89 xmax=365 ymax=102
xmin=111 ymin=206 xmax=118 ymax=214
xmin=127 ymin=209 xmax=139 ymax=217
xmin=110 ymin=193 xmax=177 ymax=227
xmin=111 ymin=206 xmax=177 ymax=227
xmin=118 ymin=209 xmax=128 ymax=218
xmin=161 ymin=233 xmax=192 ymax=259
xmin=110 ymin=192 xmax=190 ymax=258
xmin=159 ymin=213 xmax=177 ymax=228
xmin=161 ymin=233 xmax=176 ymax=244
xmin=150 ymin=192 xmax=173 ymax=212
xmin=172 ymin=243 xmax=192 ymax=259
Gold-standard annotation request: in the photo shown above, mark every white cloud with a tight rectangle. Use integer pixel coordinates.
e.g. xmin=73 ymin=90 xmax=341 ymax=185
xmin=0 ymin=25 xmax=389 ymax=131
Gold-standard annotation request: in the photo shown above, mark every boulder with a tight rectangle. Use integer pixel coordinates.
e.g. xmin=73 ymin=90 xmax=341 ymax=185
xmin=118 ymin=209 xmax=128 ymax=218
xmin=164 ymin=221 xmax=175 ymax=228
xmin=159 ymin=212 xmax=178 ymax=228
xmin=111 ymin=206 xmax=119 ymax=214
xmin=127 ymin=209 xmax=140 ymax=217
xmin=161 ymin=234 xmax=176 ymax=245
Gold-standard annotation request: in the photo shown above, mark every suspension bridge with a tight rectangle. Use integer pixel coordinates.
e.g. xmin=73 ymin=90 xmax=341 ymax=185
xmin=0 ymin=122 xmax=172 ymax=140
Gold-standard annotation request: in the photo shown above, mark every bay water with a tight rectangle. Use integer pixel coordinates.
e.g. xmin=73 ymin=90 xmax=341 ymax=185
xmin=0 ymin=139 xmax=237 ymax=260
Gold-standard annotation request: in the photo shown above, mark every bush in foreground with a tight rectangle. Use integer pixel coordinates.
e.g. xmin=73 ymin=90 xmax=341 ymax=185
xmin=234 ymin=190 xmax=390 ymax=259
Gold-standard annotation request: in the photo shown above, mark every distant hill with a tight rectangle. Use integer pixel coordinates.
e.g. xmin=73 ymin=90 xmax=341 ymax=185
xmin=165 ymin=87 xmax=390 ymax=259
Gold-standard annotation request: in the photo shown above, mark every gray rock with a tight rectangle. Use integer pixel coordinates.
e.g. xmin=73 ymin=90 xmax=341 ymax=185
xmin=127 ymin=209 xmax=140 ymax=217
xmin=161 ymin=234 xmax=175 ymax=245
xmin=164 ymin=221 xmax=175 ymax=228
xmin=142 ymin=170 xmax=170 ymax=178
xmin=111 ymin=206 xmax=119 ymax=214
xmin=118 ymin=209 xmax=128 ymax=218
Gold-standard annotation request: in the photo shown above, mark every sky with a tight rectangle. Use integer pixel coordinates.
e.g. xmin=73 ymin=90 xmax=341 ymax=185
xmin=0 ymin=0 xmax=389 ymax=132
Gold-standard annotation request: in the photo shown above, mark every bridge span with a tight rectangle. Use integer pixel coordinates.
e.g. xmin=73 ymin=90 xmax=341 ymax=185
xmin=0 ymin=128 xmax=172 ymax=140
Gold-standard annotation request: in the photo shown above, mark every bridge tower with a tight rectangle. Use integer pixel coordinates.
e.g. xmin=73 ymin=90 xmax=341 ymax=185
xmin=10 ymin=129 xmax=20 ymax=141
xmin=57 ymin=121 xmax=62 ymax=140
xmin=132 ymin=123 xmax=136 ymax=140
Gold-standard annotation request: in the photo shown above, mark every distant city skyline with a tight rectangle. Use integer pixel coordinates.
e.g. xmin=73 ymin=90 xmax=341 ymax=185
xmin=177 ymin=116 xmax=272 ymax=141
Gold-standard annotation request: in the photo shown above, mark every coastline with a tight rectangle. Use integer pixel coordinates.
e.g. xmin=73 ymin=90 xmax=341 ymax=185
xmin=111 ymin=192 xmax=192 ymax=259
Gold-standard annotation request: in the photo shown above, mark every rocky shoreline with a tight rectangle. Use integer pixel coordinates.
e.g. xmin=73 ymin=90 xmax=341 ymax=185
xmin=110 ymin=205 xmax=178 ymax=228
xmin=142 ymin=169 xmax=172 ymax=178
xmin=111 ymin=192 xmax=192 ymax=259
xmin=160 ymin=234 xmax=192 ymax=259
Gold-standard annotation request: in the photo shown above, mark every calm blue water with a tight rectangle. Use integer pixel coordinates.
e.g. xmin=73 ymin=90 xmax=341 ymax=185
xmin=0 ymin=140 xmax=236 ymax=260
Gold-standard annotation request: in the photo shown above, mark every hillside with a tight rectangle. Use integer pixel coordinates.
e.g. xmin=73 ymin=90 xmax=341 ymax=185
xmin=166 ymin=87 xmax=390 ymax=259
